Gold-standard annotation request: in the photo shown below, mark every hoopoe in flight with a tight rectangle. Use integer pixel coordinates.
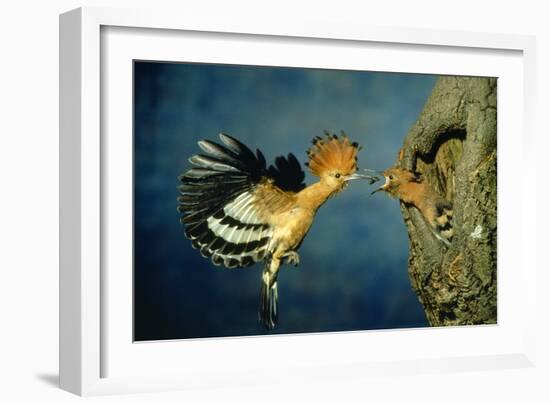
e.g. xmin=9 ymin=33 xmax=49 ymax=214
xmin=371 ymin=167 xmax=453 ymax=246
xmin=178 ymin=132 xmax=377 ymax=329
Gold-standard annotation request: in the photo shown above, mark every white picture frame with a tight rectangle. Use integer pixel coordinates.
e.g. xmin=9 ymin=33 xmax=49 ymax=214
xmin=59 ymin=6 xmax=537 ymax=396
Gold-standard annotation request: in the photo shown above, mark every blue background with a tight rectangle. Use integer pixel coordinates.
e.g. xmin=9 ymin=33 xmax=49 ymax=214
xmin=133 ymin=61 xmax=437 ymax=340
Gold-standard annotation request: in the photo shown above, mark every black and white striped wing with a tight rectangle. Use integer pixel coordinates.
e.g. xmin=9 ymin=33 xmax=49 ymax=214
xmin=178 ymin=133 xmax=276 ymax=269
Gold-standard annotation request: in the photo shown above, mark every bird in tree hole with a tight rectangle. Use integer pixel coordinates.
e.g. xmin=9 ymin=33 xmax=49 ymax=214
xmin=371 ymin=167 xmax=453 ymax=246
xmin=178 ymin=132 xmax=378 ymax=329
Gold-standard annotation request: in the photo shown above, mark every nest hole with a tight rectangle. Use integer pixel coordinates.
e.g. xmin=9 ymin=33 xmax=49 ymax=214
xmin=416 ymin=129 xmax=466 ymax=204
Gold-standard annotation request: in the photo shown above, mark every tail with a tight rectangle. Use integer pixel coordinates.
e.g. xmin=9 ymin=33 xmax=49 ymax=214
xmin=259 ymin=259 xmax=279 ymax=330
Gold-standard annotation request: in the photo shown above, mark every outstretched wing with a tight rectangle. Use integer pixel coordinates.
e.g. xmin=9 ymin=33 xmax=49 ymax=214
xmin=267 ymin=153 xmax=306 ymax=192
xmin=178 ymin=133 xmax=295 ymax=269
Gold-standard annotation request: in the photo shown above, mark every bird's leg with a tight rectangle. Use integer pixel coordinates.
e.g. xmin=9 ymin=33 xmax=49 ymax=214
xmin=282 ymin=250 xmax=300 ymax=267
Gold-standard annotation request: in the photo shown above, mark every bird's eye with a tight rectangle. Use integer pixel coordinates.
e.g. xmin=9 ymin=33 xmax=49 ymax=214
xmin=335 ymin=173 xmax=341 ymax=178
xmin=389 ymin=175 xmax=395 ymax=180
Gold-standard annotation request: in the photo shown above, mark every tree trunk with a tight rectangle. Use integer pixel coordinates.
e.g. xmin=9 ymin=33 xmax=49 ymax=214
xmin=398 ymin=76 xmax=497 ymax=326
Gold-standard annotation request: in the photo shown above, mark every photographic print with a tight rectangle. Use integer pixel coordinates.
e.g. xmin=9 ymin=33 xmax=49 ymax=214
xmin=133 ymin=61 xmax=497 ymax=341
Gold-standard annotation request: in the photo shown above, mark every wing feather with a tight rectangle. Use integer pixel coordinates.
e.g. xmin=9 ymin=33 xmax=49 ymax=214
xmin=179 ymin=133 xmax=297 ymax=269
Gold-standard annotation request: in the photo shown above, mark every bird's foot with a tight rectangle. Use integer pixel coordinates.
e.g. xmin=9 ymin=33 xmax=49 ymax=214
xmin=282 ymin=251 xmax=300 ymax=267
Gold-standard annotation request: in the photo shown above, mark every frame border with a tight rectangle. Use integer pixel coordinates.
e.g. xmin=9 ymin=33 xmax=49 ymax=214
xmin=59 ymin=6 xmax=537 ymax=396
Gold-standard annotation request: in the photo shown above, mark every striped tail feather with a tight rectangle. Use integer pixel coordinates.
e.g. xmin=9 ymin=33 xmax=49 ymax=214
xmin=431 ymin=199 xmax=453 ymax=246
xmin=259 ymin=259 xmax=279 ymax=330
xmin=178 ymin=133 xmax=273 ymax=269
xmin=259 ymin=280 xmax=278 ymax=330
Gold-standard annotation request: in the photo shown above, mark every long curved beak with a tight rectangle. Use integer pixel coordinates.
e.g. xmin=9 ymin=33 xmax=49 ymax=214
xmin=370 ymin=174 xmax=389 ymax=196
xmin=345 ymin=172 xmax=380 ymax=184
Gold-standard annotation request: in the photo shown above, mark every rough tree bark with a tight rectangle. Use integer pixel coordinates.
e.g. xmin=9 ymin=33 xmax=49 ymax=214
xmin=398 ymin=76 xmax=497 ymax=326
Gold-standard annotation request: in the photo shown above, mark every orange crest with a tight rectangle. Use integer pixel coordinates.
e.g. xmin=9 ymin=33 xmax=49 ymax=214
xmin=306 ymin=132 xmax=361 ymax=177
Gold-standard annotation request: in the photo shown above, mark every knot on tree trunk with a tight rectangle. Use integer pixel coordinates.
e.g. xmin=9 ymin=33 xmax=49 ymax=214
xmin=397 ymin=76 xmax=497 ymax=326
